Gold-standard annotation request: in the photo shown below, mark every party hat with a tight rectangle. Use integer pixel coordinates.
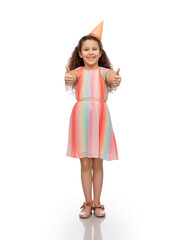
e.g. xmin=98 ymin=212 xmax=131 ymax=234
xmin=88 ymin=20 xmax=104 ymax=41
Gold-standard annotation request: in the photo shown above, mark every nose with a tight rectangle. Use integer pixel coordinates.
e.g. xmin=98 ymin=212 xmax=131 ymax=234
xmin=89 ymin=49 xmax=93 ymax=54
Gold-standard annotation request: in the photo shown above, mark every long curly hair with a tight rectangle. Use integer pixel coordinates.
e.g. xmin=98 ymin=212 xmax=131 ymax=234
xmin=65 ymin=35 xmax=118 ymax=94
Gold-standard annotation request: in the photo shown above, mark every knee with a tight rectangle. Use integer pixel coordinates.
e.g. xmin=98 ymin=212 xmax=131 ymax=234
xmin=80 ymin=158 xmax=93 ymax=171
xmin=93 ymin=158 xmax=103 ymax=171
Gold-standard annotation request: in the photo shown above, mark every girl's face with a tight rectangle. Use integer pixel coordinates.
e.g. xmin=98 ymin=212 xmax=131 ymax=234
xmin=79 ymin=39 xmax=102 ymax=70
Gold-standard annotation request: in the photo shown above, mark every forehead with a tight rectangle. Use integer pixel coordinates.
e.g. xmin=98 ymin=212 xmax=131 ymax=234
xmin=82 ymin=39 xmax=99 ymax=48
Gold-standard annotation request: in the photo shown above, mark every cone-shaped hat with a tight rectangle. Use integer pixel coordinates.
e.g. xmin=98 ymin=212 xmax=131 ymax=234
xmin=88 ymin=20 xmax=104 ymax=41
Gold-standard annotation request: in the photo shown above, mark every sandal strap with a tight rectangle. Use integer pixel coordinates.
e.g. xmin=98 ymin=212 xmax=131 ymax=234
xmin=80 ymin=201 xmax=92 ymax=209
xmin=92 ymin=203 xmax=105 ymax=210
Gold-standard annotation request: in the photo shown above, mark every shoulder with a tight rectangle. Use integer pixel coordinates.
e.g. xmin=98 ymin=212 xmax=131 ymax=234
xmin=100 ymin=67 xmax=114 ymax=74
xmin=71 ymin=67 xmax=84 ymax=78
xmin=100 ymin=66 xmax=112 ymax=71
xmin=99 ymin=67 xmax=114 ymax=79
xmin=73 ymin=66 xmax=84 ymax=70
xmin=72 ymin=66 xmax=84 ymax=73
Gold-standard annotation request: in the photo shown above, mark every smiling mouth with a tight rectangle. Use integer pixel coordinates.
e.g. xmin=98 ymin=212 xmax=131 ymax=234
xmin=87 ymin=56 xmax=95 ymax=60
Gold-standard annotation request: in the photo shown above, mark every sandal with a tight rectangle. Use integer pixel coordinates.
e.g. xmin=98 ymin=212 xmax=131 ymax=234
xmin=79 ymin=201 xmax=92 ymax=218
xmin=92 ymin=203 xmax=106 ymax=217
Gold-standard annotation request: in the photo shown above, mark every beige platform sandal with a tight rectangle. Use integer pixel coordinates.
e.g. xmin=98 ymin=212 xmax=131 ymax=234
xmin=79 ymin=201 xmax=93 ymax=218
xmin=92 ymin=203 xmax=106 ymax=217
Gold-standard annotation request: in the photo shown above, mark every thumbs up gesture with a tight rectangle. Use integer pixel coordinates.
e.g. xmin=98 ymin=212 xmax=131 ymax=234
xmin=64 ymin=66 xmax=77 ymax=86
xmin=112 ymin=68 xmax=121 ymax=87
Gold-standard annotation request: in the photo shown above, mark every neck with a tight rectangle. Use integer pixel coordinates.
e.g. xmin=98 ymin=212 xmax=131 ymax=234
xmin=84 ymin=64 xmax=99 ymax=70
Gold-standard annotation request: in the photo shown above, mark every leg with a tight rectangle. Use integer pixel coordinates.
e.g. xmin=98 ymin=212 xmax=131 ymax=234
xmin=92 ymin=158 xmax=103 ymax=204
xmin=80 ymin=157 xmax=93 ymax=202
xmin=79 ymin=157 xmax=93 ymax=217
xmin=92 ymin=158 xmax=106 ymax=217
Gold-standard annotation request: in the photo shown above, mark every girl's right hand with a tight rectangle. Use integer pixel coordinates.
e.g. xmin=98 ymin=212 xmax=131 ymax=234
xmin=64 ymin=66 xmax=77 ymax=86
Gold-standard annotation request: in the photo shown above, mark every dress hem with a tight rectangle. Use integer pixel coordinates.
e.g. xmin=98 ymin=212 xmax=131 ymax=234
xmin=66 ymin=153 xmax=119 ymax=161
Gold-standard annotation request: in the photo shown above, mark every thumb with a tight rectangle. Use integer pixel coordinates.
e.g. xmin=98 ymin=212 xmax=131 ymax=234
xmin=115 ymin=68 xmax=120 ymax=75
xmin=66 ymin=66 xmax=71 ymax=73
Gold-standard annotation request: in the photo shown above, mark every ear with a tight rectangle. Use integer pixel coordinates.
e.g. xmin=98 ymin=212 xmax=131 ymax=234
xmin=79 ymin=51 xmax=82 ymax=58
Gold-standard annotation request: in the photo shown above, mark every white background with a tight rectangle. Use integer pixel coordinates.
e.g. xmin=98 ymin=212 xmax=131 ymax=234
xmin=0 ymin=0 xmax=181 ymax=239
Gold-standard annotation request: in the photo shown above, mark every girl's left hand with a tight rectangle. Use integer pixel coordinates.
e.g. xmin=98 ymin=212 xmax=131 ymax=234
xmin=112 ymin=68 xmax=121 ymax=87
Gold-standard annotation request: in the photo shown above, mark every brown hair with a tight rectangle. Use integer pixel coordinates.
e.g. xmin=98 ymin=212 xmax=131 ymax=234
xmin=65 ymin=35 xmax=118 ymax=94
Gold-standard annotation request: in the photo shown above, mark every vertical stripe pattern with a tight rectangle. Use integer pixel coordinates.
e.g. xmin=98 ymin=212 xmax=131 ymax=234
xmin=66 ymin=67 xmax=119 ymax=161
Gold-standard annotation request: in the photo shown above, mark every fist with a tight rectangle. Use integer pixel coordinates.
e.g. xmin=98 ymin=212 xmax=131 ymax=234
xmin=112 ymin=68 xmax=121 ymax=87
xmin=65 ymin=66 xmax=76 ymax=86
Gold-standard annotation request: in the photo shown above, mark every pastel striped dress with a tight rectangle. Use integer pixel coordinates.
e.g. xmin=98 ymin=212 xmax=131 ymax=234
xmin=66 ymin=66 xmax=119 ymax=161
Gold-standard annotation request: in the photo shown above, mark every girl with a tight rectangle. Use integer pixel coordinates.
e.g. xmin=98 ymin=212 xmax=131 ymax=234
xmin=64 ymin=21 xmax=121 ymax=218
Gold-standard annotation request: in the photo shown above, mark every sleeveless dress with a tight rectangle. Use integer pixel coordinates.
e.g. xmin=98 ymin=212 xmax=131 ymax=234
xmin=66 ymin=66 xmax=119 ymax=161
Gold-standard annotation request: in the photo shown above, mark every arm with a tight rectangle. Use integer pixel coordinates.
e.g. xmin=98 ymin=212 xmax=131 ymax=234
xmin=105 ymin=68 xmax=121 ymax=87
xmin=106 ymin=71 xmax=115 ymax=85
xmin=69 ymin=71 xmax=78 ymax=83
xmin=65 ymin=66 xmax=78 ymax=86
